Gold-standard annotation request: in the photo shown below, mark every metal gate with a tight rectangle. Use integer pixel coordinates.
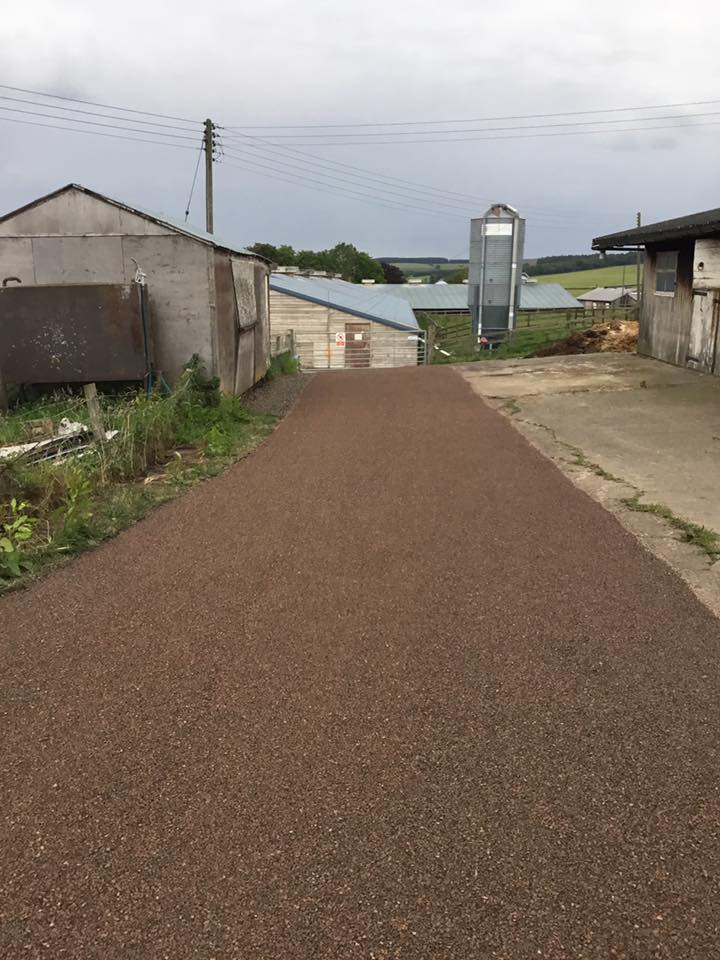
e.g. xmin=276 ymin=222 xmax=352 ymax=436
xmin=295 ymin=328 xmax=426 ymax=370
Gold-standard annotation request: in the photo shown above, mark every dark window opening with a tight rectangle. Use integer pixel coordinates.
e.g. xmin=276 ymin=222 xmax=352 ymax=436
xmin=655 ymin=250 xmax=678 ymax=294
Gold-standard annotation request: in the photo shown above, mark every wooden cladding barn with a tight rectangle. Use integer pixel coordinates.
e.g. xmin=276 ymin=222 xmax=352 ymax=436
xmin=269 ymin=275 xmax=422 ymax=370
xmin=594 ymin=208 xmax=720 ymax=376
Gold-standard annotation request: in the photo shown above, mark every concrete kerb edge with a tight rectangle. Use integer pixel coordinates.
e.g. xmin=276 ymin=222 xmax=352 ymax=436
xmin=487 ymin=396 xmax=720 ymax=621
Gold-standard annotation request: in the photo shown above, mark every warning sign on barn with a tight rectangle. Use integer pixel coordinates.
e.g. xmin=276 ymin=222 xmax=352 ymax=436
xmin=335 ymin=332 xmax=346 ymax=347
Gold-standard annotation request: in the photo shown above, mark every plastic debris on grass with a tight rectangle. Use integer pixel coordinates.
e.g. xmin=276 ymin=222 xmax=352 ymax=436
xmin=0 ymin=418 xmax=118 ymax=464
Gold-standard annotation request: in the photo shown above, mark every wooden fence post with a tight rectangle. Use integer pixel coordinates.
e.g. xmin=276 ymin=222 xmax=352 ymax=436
xmin=83 ymin=383 xmax=105 ymax=442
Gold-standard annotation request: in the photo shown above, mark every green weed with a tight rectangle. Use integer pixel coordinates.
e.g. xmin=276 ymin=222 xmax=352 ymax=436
xmin=266 ymin=351 xmax=299 ymax=380
xmin=0 ymin=499 xmax=38 ymax=579
xmin=621 ymin=496 xmax=720 ymax=560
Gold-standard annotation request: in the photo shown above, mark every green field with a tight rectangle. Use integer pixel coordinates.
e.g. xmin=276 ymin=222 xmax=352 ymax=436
xmin=386 ymin=262 xmax=466 ymax=282
xmin=537 ymin=263 xmax=642 ymax=295
xmin=420 ymin=310 xmax=596 ymax=364
xmin=385 ymin=262 xmax=642 ymax=292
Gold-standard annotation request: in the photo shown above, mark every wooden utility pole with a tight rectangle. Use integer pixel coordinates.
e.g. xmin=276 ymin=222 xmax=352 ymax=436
xmin=204 ymin=118 xmax=214 ymax=234
xmin=0 ymin=364 xmax=7 ymax=414
xmin=636 ymin=211 xmax=642 ymax=313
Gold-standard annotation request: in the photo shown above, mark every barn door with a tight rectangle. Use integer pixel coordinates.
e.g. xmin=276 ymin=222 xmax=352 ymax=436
xmin=687 ymin=291 xmax=720 ymax=374
xmin=345 ymin=322 xmax=371 ymax=368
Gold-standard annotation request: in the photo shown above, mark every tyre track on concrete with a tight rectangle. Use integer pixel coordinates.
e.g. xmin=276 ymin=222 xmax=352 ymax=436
xmin=2 ymin=366 xmax=720 ymax=959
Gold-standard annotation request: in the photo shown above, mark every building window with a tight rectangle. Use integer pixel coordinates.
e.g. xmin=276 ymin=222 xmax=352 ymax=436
xmin=655 ymin=250 xmax=678 ymax=294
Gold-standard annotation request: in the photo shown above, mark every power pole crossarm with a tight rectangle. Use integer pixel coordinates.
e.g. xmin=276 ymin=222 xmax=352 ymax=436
xmin=204 ymin=118 xmax=214 ymax=234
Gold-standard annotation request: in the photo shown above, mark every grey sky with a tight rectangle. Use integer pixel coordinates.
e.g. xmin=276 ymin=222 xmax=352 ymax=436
xmin=2 ymin=0 xmax=719 ymax=258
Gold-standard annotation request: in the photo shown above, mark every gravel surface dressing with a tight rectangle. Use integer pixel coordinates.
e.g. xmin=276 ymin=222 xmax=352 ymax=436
xmin=2 ymin=365 xmax=720 ymax=959
xmin=243 ymin=371 xmax=311 ymax=417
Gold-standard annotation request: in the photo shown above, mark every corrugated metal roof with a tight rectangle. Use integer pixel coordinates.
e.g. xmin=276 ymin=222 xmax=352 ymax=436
xmin=373 ymin=284 xmax=469 ymax=310
xmin=578 ymin=287 xmax=637 ymax=302
xmin=593 ymin=207 xmax=720 ymax=250
xmin=519 ymin=283 xmax=583 ymax=310
xmin=269 ymin=275 xmax=419 ymax=330
xmin=372 ymin=282 xmax=581 ymax=311
xmin=0 ymin=184 xmax=262 ymax=260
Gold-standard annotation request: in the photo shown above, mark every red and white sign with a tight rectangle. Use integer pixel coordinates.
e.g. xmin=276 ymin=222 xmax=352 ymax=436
xmin=335 ymin=332 xmax=346 ymax=347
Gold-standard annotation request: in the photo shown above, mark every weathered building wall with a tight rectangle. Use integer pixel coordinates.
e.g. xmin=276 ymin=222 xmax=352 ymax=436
xmin=0 ymin=187 xmax=270 ymax=389
xmin=639 ymin=241 xmax=694 ymax=366
xmin=269 ymin=290 xmax=418 ymax=369
xmin=0 ymin=190 xmax=168 ymax=238
xmin=121 ymin=235 xmax=214 ymax=381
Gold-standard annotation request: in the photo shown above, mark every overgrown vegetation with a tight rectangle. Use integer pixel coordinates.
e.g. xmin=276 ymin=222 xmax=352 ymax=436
xmin=266 ymin=350 xmax=299 ymax=379
xmin=621 ymin=496 xmax=720 ymax=561
xmin=0 ymin=359 xmax=276 ymax=589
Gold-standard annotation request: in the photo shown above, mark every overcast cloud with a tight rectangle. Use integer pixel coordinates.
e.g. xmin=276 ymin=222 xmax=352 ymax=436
xmin=1 ymin=0 xmax=719 ymax=258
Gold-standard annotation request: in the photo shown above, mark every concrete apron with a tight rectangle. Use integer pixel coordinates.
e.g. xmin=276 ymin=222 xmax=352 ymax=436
xmin=457 ymin=354 xmax=720 ymax=618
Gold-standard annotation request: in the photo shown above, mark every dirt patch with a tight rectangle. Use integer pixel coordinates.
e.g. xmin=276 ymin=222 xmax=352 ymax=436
xmin=534 ymin=319 xmax=638 ymax=357
xmin=243 ymin=371 xmax=312 ymax=417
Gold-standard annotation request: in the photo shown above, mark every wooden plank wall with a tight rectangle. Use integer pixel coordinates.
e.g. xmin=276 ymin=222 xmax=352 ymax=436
xmin=639 ymin=241 xmax=695 ymax=366
xmin=269 ymin=291 xmax=418 ymax=369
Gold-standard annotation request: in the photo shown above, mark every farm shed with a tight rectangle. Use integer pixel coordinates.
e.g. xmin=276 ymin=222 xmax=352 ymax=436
xmin=269 ymin=274 xmax=422 ymax=369
xmin=372 ymin=282 xmax=581 ymax=316
xmin=0 ymin=184 xmax=270 ymax=392
xmin=594 ymin=208 xmax=720 ymax=374
xmin=577 ymin=287 xmax=637 ymax=309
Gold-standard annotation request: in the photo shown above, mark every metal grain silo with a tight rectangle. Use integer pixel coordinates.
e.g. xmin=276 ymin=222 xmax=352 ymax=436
xmin=468 ymin=204 xmax=525 ymax=338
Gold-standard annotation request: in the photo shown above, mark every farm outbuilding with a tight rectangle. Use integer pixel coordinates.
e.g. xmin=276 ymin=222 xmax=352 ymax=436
xmin=269 ymin=274 xmax=422 ymax=369
xmin=594 ymin=208 xmax=720 ymax=374
xmin=371 ymin=282 xmax=582 ymax=316
xmin=0 ymin=184 xmax=270 ymax=393
xmin=577 ymin=287 xmax=638 ymax=310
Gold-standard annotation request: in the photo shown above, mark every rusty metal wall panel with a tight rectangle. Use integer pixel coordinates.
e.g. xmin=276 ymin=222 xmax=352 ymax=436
xmin=0 ymin=283 xmax=147 ymax=383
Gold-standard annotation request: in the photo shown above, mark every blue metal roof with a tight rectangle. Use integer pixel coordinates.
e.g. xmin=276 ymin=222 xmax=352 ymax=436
xmin=372 ymin=282 xmax=581 ymax=312
xmin=519 ymin=283 xmax=582 ymax=310
xmin=269 ymin=275 xmax=420 ymax=330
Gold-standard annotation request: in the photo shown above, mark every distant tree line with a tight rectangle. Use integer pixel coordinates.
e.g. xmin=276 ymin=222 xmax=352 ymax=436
xmin=524 ymin=253 xmax=636 ymax=276
xmin=247 ymin=242 xmax=385 ymax=284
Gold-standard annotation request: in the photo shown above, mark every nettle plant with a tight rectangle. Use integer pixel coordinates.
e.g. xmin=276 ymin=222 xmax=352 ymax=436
xmin=0 ymin=499 xmax=38 ymax=578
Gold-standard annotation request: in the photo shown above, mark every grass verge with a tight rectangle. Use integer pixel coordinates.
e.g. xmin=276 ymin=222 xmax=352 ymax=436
xmin=621 ymin=496 xmax=720 ymax=561
xmin=0 ymin=362 xmax=277 ymax=593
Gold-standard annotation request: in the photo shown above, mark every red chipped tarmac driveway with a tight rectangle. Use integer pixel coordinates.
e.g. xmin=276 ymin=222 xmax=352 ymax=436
xmin=2 ymin=365 xmax=720 ymax=959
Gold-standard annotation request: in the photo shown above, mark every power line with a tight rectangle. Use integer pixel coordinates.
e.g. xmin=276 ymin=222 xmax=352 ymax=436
xmin=0 ymin=92 xmax=203 ymax=133
xmin=0 ymin=113 xmax=200 ymax=150
xmin=220 ymin=143 xmax=573 ymax=225
xmin=218 ymin=156 xmax=466 ymax=220
xmin=252 ymin=117 xmax=720 ymax=147
xmin=219 ymin=153 xmax=569 ymax=228
xmin=0 ymin=103 xmax=201 ymax=140
xmin=224 ymin=96 xmax=720 ymax=130
xmin=0 ymin=81 xmax=200 ymax=125
xmin=221 ymin=145 xmax=493 ymax=215
xmin=226 ymin=109 xmax=720 ymax=141
xmin=184 ymin=139 xmax=205 ymax=221
xmin=218 ymin=131 xmax=580 ymax=220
